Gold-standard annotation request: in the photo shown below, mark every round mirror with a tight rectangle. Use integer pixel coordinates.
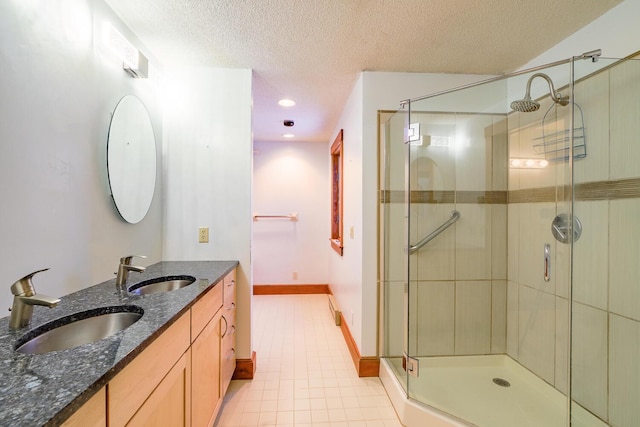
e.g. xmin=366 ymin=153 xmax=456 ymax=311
xmin=107 ymin=95 xmax=157 ymax=224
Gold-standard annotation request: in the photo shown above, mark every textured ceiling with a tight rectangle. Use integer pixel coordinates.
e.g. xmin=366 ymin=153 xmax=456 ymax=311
xmin=104 ymin=0 xmax=622 ymax=143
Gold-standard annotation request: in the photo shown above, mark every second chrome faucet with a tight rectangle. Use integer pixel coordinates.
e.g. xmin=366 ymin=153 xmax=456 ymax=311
xmin=115 ymin=255 xmax=146 ymax=291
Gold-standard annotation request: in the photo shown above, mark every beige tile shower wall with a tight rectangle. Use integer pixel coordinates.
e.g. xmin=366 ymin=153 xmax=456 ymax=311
xmin=507 ymin=113 xmax=521 ymax=191
xmin=506 ymin=281 xmax=519 ymax=359
xmin=554 ymin=201 xmax=571 ymax=301
xmin=455 ymin=114 xmax=495 ymax=191
xmin=491 ymin=281 xmax=507 ymax=353
xmin=415 ymin=281 xmax=455 ymax=356
xmin=491 ymin=205 xmax=507 ymax=280
xmin=573 ymin=70 xmax=610 ymax=184
xmin=455 ymin=204 xmax=492 ymax=280
xmin=383 ymin=281 xmax=405 ymax=357
xmin=455 ymin=281 xmax=492 ymax=354
xmin=414 ymin=280 xmax=506 ymax=357
xmin=507 ymin=204 xmax=520 ymax=283
xmin=573 ymin=200 xmax=608 ymax=310
xmin=571 ymin=302 xmax=608 ymax=420
xmin=554 ymin=297 xmax=569 ymax=395
xmin=609 ymin=314 xmax=640 ymax=426
xmin=492 ymin=118 xmax=509 ymax=192
xmin=411 ymin=203 xmax=456 ymax=281
xmin=610 ymin=59 xmax=640 ymax=180
xmin=507 ymin=194 xmax=568 ymax=391
xmin=515 ymin=98 xmax=560 ymax=191
xmin=518 ymin=202 xmax=557 ymax=293
xmin=518 ymin=285 xmax=556 ymax=384
xmin=385 ymin=204 xmax=406 ymax=283
xmin=610 ymin=198 xmax=640 ymax=322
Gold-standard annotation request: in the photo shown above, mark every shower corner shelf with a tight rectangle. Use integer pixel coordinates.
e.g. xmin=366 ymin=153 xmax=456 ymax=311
xmin=532 ymin=103 xmax=587 ymax=162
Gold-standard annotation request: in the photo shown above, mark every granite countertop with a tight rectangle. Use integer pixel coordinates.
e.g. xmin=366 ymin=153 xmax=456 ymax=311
xmin=0 ymin=260 xmax=238 ymax=426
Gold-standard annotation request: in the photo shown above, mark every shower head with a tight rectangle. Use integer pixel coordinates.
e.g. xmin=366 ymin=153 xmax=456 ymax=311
xmin=510 ymin=96 xmax=540 ymax=112
xmin=511 ymin=73 xmax=569 ymax=113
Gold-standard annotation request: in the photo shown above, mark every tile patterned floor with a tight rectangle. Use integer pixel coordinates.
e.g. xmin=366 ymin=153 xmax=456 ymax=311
xmin=214 ymin=294 xmax=403 ymax=427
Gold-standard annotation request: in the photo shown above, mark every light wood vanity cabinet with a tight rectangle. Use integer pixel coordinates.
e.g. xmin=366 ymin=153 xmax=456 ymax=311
xmin=96 ymin=267 xmax=236 ymax=427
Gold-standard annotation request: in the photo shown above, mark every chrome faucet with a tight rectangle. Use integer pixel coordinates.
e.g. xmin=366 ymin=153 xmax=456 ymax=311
xmin=115 ymin=255 xmax=146 ymax=290
xmin=9 ymin=268 xmax=60 ymax=329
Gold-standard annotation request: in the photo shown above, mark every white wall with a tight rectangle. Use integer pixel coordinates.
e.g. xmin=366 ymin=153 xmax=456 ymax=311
xmin=0 ymin=0 xmax=163 ymax=311
xmin=162 ymin=67 xmax=253 ymax=359
xmin=328 ymin=76 xmax=365 ymax=352
xmin=252 ymin=140 xmax=329 ymax=285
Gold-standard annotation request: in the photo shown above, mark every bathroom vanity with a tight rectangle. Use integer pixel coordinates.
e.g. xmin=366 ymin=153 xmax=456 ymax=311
xmin=0 ymin=260 xmax=238 ymax=426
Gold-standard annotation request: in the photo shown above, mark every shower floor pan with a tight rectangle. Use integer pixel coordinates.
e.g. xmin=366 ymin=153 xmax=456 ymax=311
xmin=381 ymin=355 xmax=567 ymax=427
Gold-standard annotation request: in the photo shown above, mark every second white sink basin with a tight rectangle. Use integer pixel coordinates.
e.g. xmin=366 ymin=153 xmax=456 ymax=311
xmin=128 ymin=275 xmax=196 ymax=296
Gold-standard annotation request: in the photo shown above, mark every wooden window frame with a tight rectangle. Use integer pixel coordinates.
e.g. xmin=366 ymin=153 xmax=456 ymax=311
xmin=330 ymin=130 xmax=344 ymax=256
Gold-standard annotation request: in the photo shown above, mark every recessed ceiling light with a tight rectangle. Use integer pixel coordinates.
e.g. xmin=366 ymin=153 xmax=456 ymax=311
xmin=282 ymin=133 xmax=295 ymax=138
xmin=278 ymin=99 xmax=296 ymax=107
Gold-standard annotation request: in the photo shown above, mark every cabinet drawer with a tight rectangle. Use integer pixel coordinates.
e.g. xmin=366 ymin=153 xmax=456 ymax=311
xmin=191 ymin=282 xmax=223 ymax=342
xmin=223 ymin=270 xmax=236 ymax=306
xmin=223 ymin=300 xmax=236 ymax=327
xmin=108 ymin=311 xmax=190 ymax=427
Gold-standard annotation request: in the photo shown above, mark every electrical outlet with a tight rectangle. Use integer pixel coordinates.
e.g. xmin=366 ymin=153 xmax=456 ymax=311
xmin=292 ymin=272 xmax=298 ymax=280
xmin=198 ymin=227 xmax=209 ymax=243
xmin=349 ymin=226 xmax=355 ymax=239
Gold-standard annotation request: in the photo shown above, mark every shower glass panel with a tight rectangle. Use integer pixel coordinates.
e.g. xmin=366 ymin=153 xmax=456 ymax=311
xmin=570 ymin=55 xmax=640 ymax=427
xmin=380 ymin=108 xmax=410 ymax=393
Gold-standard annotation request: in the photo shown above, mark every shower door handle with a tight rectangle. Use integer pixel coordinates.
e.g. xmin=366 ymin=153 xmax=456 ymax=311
xmin=544 ymin=244 xmax=551 ymax=282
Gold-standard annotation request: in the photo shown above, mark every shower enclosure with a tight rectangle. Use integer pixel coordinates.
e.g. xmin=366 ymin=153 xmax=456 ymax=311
xmin=379 ymin=51 xmax=640 ymax=427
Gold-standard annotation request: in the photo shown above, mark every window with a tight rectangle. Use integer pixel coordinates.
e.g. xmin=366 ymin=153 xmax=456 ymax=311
xmin=330 ymin=130 xmax=344 ymax=255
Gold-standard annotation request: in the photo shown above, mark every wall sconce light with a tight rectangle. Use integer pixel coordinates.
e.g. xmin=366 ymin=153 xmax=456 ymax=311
xmin=510 ymin=158 xmax=549 ymax=168
xmin=102 ymin=22 xmax=148 ymax=78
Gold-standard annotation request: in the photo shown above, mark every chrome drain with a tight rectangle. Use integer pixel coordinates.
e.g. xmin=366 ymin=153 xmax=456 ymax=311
xmin=492 ymin=378 xmax=511 ymax=387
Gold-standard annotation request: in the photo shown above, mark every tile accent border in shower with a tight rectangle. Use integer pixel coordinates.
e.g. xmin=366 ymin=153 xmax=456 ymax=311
xmin=380 ymin=177 xmax=640 ymax=204
xmin=380 ymin=190 xmax=507 ymax=204
xmin=509 ymin=177 xmax=640 ymax=203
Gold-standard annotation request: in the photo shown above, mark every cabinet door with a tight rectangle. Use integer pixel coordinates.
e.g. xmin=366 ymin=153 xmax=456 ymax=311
xmin=62 ymin=387 xmax=106 ymax=427
xmin=192 ymin=309 xmax=223 ymax=427
xmin=127 ymin=350 xmax=191 ymax=427
xmin=108 ymin=312 xmax=190 ymax=426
